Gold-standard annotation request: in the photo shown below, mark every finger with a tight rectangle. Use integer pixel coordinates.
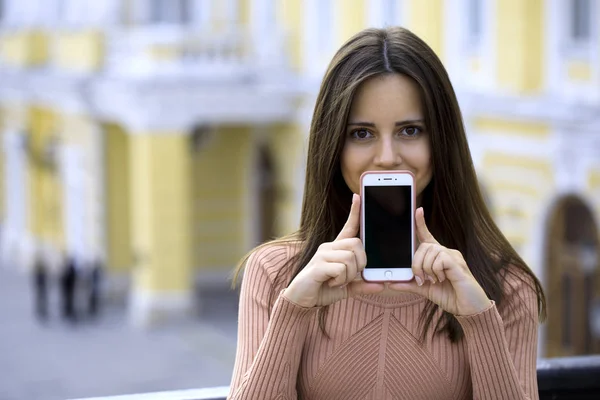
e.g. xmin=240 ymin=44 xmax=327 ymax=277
xmin=320 ymin=262 xmax=346 ymax=287
xmin=412 ymin=243 xmax=429 ymax=286
xmin=422 ymin=244 xmax=441 ymax=283
xmin=431 ymin=252 xmax=447 ymax=283
xmin=351 ymin=240 xmax=367 ymax=271
xmin=346 ymin=280 xmax=385 ymax=297
xmin=332 ymin=238 xmax=366 ymax=271
xmin=415 ymin=207 xmax=438 ymax=244
xmin=346 ymin=238 xmax=368 ymax=271
xmin=323 ymin=249 xmax=356 ymax=272
xmin=343 ymin=252 xmax=359 ymax=283
xmin=322 ymin=251 xmax=355 ymax=287
xmin=336 ymin=194 xmax=360 ymax=241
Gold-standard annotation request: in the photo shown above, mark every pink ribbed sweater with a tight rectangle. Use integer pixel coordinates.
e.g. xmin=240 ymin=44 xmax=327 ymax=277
xmin=229 ymin=243 xmax=539 ymax=400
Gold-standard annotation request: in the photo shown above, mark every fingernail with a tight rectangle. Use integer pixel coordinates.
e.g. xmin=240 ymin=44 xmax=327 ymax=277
xmin=415 ymin=276 xmax=423 ymax=286
xmin=352 ymin=193 xmax=358 ymax=203
xmin=427 ymin=275 xmax=436 ymax=284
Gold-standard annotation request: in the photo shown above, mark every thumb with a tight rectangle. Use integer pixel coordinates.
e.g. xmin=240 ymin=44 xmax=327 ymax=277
xmin=336 ymin=194 xmax=360 ymax=241
xmin=416 ymin=207 xmax=438 ymax=244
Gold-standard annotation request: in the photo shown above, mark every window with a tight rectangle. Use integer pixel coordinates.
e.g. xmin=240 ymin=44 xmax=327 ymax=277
xmin=187 ymin=0 xmax=212 ymax=26
xmin=253 ymin=0 xmax=276 ymax=36
xmin=570 ymin=0 xmax=591 ymax=41
xmin=149 ymin=0 xmax=190 ymax=24
xmin=467 ymin=0 xmax=483 ymax=47
xmin=262 ymin=0 xmax=276 ymax=31
xmin=316 ymin=0 xmax=334 ymax=54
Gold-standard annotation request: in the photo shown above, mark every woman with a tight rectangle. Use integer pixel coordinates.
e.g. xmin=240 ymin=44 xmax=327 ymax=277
xmin=228 ymin=27 xmax=546 ymax=400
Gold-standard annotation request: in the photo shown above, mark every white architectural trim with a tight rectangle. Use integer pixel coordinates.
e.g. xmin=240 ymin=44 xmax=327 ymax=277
xmin=61 ymin=145 xmax=87 ymax=264
xmin=445 ymin=0 xmax=495 ymax=92
xmin=484 ymin=0 xmax=497 ymax=92
xmin=561 ymin=0 xmax=597 ymax=58
xmin=89 ymin=79 xmax=300 ymax=132
xmin=69 ymin=386 xmax=231 ymax=400
xmin=0 ymin=66 xmax=303 ymax=134
xmin=302 ymin=0 xmax=318 ymax=75
xmin=26 ymin=70 xmax=92 ymax=114
xmin=468 ymin=130 xmax=558 ymax=161
xmin=251 ymin=0 xmax=277 ymax=34
xmin=367 ymin=0 xmax=406 ymax=28
xmin=129 ymin=286 xmax=195 ymax=328
xmin=189 ymin=0 xmax=212 ymax=25
xmin=400 ymin=0 xmax=411 ymax=30
xmin=442 ymin=0 xmax=464 ymax=87
xmin=546 ymin=0 xmax=562 ymax=96
xmin=130 ymin=0 xmax=150 ymax=24
xmin=303 ymin=0 xmax=335 ymax=79
xmin=458 ymin=91 xmax=600 ymax=125
xmin=555 ymin=0 xmax=600 ymax=102
xmin=223 ymin=0 xmax=238 ymax=24
xmin=1 ymin=131 xmax=30 ymax=271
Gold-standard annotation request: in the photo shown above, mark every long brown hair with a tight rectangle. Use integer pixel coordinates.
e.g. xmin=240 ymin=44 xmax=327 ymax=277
xmin=233 ymin=27 xmax=546 ymax=342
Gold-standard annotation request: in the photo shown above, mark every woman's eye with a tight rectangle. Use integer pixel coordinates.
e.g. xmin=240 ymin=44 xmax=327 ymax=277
xmin=351 ymin=129 xmax=373 ymax=140
xmin=402 ymin=126 xmax=422 ymax=137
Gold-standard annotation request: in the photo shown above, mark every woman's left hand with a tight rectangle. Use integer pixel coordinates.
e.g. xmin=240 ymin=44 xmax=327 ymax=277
xmin=388 ymin=207 xmax=492 ymax=316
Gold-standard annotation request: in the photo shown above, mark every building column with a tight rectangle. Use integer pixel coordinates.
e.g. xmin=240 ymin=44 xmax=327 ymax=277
xmin=336 ymin=0 xmax=366 ymax=45
xmin=128 ymin=131 xmax=194 ymax=328
xmin=0 ymin=105 xmax=32 ymax=269
xmin=61 ymin=114 xmax=106 ymax=265
xmin=29 ymin=107 xmax=64 ymax=265
xmin=496 ymin=0 xmax=545 ymax=94
xmin=104 ymin=123 xmax=132 ymax=273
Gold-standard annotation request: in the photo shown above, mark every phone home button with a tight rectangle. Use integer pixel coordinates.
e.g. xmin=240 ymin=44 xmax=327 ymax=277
xmin=385 ymin=270 xmax=393 ymax=279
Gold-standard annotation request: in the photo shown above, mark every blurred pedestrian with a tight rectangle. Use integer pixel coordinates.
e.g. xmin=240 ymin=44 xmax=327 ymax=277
xmin=32 ymin=252 xmax=48 ymax=322
xmin=87 ymin=258 xmax=103 ymax=318
xmin=60 ymin=256 xmax=78 ymax=323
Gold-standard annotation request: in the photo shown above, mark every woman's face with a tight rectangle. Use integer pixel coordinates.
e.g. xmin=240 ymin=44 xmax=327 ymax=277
xmin=341 ymin=73 xmax=433 ymax=202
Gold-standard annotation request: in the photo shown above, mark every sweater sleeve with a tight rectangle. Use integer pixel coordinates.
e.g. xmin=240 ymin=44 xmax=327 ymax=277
xmin=228 ymin=246 xmax=317 ymax=400
xmin=455 ymin=271 xmax=540 ymax=400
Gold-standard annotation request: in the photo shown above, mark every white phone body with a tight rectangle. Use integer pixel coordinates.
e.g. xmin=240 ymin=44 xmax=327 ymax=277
xmin=360 ymin=171 xmax=415 ymax=282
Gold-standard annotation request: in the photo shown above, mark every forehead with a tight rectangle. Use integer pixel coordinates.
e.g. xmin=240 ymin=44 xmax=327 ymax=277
xmin=349 ymin=73 xmax=423 ymax=120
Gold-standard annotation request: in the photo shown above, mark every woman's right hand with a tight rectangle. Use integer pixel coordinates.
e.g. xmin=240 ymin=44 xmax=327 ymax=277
xmin=283 ymin=194 xmax=386 ymax=308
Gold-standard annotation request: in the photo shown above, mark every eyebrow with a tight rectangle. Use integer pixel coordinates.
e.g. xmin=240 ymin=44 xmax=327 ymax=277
xmin=347 ymin=119 xmax=425 ymax=127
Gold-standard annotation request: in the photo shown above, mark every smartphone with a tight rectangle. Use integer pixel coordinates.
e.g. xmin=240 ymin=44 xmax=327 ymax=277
xmin=360 ymin=170 xmax=415 ymax=282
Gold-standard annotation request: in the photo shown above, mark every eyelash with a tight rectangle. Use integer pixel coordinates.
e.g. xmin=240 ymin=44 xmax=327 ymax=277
xmin=349 ymin=126 xmax=423 ymax=140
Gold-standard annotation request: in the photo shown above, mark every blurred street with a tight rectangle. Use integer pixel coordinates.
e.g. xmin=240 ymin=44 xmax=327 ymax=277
xmin=0 ymin=266 xmax=238 ymax=400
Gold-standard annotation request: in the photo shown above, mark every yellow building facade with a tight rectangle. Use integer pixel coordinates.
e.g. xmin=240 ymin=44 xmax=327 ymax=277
xmin=0 ymin=0 xmax=599 ymax=357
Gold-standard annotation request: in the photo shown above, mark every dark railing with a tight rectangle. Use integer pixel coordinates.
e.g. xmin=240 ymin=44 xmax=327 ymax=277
xmin=72 ymin=355 xmax=600 ymax=400
xmin=538 ymin=355 xmax=600 ymax=399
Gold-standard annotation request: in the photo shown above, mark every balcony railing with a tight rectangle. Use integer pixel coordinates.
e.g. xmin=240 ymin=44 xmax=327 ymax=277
xmin=70 ymin=355 xmax=600 ymax=400
xmin=104 ymin=25 xmax=288 ymax=81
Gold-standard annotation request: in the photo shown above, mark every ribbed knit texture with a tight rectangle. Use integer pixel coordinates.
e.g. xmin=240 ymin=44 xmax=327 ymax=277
xmin=229 ymin=244 xmax=539 ymax=400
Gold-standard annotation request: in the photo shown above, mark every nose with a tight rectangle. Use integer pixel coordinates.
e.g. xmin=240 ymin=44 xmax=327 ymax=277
xmin=374 ymin=137 xmax=402 ymax=169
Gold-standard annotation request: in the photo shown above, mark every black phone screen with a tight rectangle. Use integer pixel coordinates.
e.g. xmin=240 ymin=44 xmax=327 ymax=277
xmin=363 ymin=185 xmax=413 ymax=269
